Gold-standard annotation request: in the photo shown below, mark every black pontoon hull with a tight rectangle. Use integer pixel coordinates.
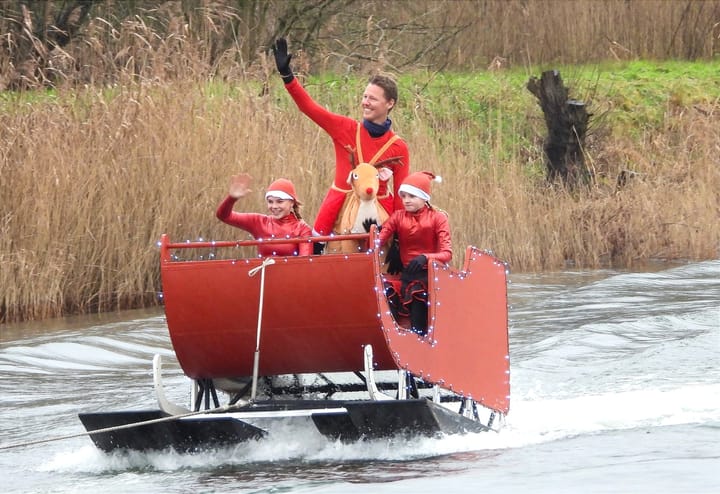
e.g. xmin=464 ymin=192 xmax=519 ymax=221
xmin=79 ymin=399 xmax=490 ymax=453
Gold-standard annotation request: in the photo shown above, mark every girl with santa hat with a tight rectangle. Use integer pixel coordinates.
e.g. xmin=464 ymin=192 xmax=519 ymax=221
xmin=272 ymin=38 xmax=410 ymax=252
xmin=216 ymin=173 xmax=312 ymax=257
xmin=377 ymin=171 xmax=452 ymax=335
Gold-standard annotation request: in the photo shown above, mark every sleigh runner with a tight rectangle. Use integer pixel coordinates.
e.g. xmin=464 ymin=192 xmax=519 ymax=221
xmin=79 ymin=230 xmax=510 ymax=452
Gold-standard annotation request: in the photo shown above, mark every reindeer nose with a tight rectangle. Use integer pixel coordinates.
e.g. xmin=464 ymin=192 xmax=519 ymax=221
xmin=366 ymin=187 xmax=374 ymax=195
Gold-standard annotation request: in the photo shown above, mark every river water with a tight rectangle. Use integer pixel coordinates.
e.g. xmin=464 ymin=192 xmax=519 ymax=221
xmin=1 ymin=260 xmax=718 ymax=493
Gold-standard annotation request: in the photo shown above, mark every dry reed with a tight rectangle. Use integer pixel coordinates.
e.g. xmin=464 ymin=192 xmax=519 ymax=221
xmin=1 ymin=0 xmax=719 ymax=323
xmin=1 ymin=76 xmax=718 ymax=323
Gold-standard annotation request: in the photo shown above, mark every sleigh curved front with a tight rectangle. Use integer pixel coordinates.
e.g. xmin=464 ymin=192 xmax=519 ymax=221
xmin=375 ymin=247 xmax=510 ymax=413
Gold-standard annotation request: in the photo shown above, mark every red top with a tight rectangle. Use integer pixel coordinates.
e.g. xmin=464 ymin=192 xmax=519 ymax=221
xmin=284 ymin=79 xmax=410 ymax=234
xmin=378 ymin=206 xmax=452 ymax=266
xmin=216 ymin=196 xmax=312 ymax=257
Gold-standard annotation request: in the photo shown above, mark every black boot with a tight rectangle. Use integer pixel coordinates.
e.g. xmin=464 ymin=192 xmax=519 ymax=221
xmin=384 ymin=282 xmax=401 ymax=319
xmin=313 ymin=242 xmax=326 ymax=255
xmin=409 ymin=300 xmax=428 ymax=336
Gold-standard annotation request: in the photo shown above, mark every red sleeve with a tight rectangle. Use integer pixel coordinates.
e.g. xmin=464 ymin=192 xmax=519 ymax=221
xmin=297 ymin=221 xmax=313 ymax=256
xmin=215 ymin=196 xmax=266 ymax=236
xmin=216 ymin=195 xmax=237 ymax=222
xmin=425 ymin=211 xmax=452 ymax=265
xmin=377 ymin=211 xmax=400 ymax=246
xmin=285 ymin=78 xmax=348 ymax=135
xmin=285 ymin=79 xmax=359 ymax=192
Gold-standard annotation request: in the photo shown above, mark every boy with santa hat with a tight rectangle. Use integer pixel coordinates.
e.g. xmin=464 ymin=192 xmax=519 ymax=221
xmin=377 ymin=171 xmax=452 ymax=335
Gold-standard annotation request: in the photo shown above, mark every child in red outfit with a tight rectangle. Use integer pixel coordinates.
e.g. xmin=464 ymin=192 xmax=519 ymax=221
xmin=377 ymin=171 xmax=452 ymax=335
xmin=272 ymin=38 xmax=410 ymax=243
xmin=216 ymin=173 xmax=312 ymax=257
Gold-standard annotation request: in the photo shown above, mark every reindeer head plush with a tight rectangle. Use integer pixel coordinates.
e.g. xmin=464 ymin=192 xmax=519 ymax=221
xmin=345 ymin=162 xmax=393 ymax=234
xmin=347 ymin=162 xmax=393 ymax=203
xmin=325 ymin=162 xmax=393 ymax=254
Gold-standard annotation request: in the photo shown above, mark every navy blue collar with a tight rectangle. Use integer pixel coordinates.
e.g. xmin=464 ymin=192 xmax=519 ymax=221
xmin=363 ymin=118 xmax=392 ymax=137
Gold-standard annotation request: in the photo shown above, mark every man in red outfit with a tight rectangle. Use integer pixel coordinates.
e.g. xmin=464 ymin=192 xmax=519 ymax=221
xmin=272 ymin=38 xmax=410 ymax=252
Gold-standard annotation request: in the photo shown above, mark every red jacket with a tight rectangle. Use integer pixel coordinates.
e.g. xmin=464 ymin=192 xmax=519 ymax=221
xmin=378 ymin=206 xmax=452 ymax=267
xmin=284 ymin=78 xmax=410 ymax=235
xmin=216 ymin=196 xmax=312 ymax=257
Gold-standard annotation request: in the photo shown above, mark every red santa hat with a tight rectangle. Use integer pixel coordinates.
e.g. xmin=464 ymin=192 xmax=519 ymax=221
xmin=265 ymin=178 xmax=298 ymax=201
xmin=398 ymin=171 xmax=442 ymax=202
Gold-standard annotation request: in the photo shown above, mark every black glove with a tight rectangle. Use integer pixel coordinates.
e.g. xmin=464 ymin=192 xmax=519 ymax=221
xmin=385 ymin=235 xmax=403 ymax=275
xmin=362 ymin=218 xmax=380 ymax=233
xmin=272 ymin=38 xmax=294 ymax=83
xmin=405 ymin=254 xmax=427 ymax=274
xmin=313 ymin=242 xmax=325 ymax=255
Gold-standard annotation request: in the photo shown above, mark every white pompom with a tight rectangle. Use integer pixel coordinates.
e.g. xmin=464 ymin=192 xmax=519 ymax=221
xmin=434 ymin=175 xmax=443 ymax=183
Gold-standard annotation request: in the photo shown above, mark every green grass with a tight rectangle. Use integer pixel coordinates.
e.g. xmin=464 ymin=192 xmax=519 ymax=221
xmin=289 ymin=60 xmax=720 ymax=158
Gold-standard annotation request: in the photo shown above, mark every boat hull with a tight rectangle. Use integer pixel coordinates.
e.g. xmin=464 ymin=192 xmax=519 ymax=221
xmin=78 ymin=410 xmax=265 ymax=453
xmin=79 ymin=399 xmax=489 ymax=453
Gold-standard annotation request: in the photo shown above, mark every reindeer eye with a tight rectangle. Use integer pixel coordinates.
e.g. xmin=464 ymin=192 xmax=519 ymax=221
xmin=352 ymin=173 xmax=359 ymax=180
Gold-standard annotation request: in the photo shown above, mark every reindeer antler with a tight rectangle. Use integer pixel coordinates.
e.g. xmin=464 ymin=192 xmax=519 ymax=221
xmin=371 ymin=156 xmax=404 ymax=168
xmin=344 ymin=145 xmax=357 ymax=168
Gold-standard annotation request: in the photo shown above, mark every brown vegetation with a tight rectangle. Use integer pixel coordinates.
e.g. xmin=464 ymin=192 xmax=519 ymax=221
xmin=1 ymin=1 xmax=719 ymax=90
xmin=1 ymin=1 xmax=719 ymax=323
xmin=2 ymin=79 xmax=717 ymax=323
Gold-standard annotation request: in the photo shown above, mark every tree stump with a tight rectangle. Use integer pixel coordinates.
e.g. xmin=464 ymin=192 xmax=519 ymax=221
xmin=527 ymin=70 xmax=591 ymax=186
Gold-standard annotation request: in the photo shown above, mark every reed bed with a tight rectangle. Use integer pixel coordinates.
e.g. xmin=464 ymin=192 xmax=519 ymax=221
xmin=1 ymin=64 xmax=719 ymax=323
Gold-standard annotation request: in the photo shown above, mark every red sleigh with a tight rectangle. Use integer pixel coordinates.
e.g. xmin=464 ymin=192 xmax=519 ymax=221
xmin=79 ymin=230 xmax=510 ymax=452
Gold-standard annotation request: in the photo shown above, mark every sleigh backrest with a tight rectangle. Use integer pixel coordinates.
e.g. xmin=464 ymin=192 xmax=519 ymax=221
xmin=159 ymin=235 xmax=396 ymax=379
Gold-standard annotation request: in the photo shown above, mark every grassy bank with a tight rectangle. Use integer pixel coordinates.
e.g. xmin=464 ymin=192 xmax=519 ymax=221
xmin=1 ymin=60 xmax=718 ymax=323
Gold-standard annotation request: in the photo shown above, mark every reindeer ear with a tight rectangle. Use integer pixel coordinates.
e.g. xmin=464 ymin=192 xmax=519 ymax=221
xmin=346 ymin=170 xmax=355 ymax=185
xmin=377 ymin=167 xmax=393 ymax=181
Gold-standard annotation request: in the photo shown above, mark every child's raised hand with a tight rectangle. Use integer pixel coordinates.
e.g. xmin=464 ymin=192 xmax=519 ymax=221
xmin=229 ymin=173 xmax=253 ymax=199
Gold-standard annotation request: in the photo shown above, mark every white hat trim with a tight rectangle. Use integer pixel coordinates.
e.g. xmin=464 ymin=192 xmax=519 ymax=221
xmin=265 ymin=190 xmax=294 ymax=201
xmin=398 ymin=183 xmax=430 ymax=202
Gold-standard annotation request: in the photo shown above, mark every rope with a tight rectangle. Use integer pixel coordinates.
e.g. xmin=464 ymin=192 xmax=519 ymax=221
xmin=248 ymin=257 xmax=275 ymax=401
xmin=0 ymin=401 xmax=248 ymax=451
xmin=2 ymin=257 xmax=280 ymax=452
